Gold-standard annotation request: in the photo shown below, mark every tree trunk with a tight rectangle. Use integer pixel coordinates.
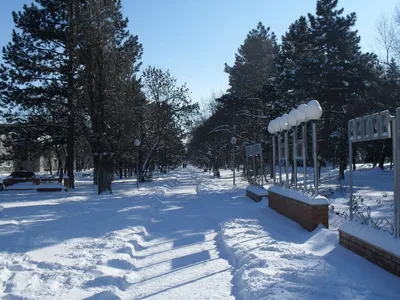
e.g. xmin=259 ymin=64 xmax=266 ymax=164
xmin=338 ymin=150 xmax=346 ymax=180
xmin=48 ymin=156 xmax=53 ymax=175
xmin=93 ymin=155 xmax=98 ymax=185
xmin=378 ymin=144 xmax=386 ymax=170
xmin=66 ymin=0 xmax=76 ymax=189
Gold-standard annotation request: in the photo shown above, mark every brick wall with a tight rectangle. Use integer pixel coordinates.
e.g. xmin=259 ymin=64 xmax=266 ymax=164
xmin=339 ymin=230 xmax=400 ymax=277
xmin=268 ymin=191 xmax=329 ymax=231
xmin=246 ymin=190 xmax=264 ymax=202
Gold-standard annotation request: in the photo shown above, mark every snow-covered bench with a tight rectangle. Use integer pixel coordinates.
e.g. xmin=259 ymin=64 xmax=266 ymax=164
xmin=4 ymin=177 xmax=69 ymax=192
xmin=268 ymin=185 xmax=329 ymax=231
xmin=246 ymin=185 xmax=268 ymax=202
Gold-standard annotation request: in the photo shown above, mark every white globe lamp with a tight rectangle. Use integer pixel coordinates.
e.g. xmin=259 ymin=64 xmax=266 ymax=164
xmin=306 ymin=99 xmax=323 ymax=120
xmin=280 ymin=114 xmax=289 ymax=131
xmin=288 ymin=109 xmax=298 ymax=127
xmin=297 ymin=104 xmax=308 ymax=123
xmin=274 ymin=117 xmax=282 ymax=133
xmin=267 ymin=123 xmax=273 ymax=134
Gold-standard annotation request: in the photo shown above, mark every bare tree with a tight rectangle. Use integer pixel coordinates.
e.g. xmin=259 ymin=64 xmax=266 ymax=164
xmin=376 ymin=13 xmax=396 ymax=64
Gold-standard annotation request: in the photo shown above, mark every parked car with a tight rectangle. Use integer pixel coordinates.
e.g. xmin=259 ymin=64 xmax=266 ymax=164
xmin=3 ymin=171 xmax=35 ymax=187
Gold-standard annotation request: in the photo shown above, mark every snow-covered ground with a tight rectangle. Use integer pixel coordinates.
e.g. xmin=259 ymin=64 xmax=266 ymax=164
xmin=0 ymin=166 xmax=399 ymax=299
xmin=275 ymin=164 xmax=396 ymax=232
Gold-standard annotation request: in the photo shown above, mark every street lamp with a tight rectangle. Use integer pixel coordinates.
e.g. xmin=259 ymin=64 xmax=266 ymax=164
xmin=207 ymin=150 xmax=212 ymax=173
xmin=267 ymin=121 xmax=276 ymax=184
xmin=274 ymin=117 xmax=283 ymax=185
xmin=157 ymin=149 xmax=159 ymax=173
xmin=288 ymin=109 xmax=299 ymax=189
xmin=279 ymin=114 xmax=290 ymax=187
xmin=305 ymin=100 xmax=323 ymax=194
xmin=135 ymin=139 xmax=141 ymax=189
xmin=297 ymin=103 xmax=308 ymax=191
xmin=230 ymin=136 xmax=237 ymax=185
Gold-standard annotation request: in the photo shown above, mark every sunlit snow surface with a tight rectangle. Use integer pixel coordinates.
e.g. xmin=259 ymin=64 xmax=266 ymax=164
xmin=0 ymin=166 xmax=399 ymax=299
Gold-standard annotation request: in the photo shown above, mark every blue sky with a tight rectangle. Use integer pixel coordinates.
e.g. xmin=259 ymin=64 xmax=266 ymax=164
xmin=0 ymin=0 xmax=398 ymax=106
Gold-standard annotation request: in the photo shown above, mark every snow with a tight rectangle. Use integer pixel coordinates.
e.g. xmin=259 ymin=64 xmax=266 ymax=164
xmin=0 ymin=166 xmax=399 ymax=299
xmin=272 ymin=163 xmax=396 ymax=231
xmin=246 ymin=185 xmax=267 ymax=196
xmin=4 ymin=182 xmax=36 ymax=190
xmin=3 ymin=182 xmax=64 ymax=191
xmin=340 ymin=221 xmax=400 ymax=257
xmin=37 ymin=183 xmax=64 ymax=189
xmin=268 ymin=185 xmax=329 ymax=205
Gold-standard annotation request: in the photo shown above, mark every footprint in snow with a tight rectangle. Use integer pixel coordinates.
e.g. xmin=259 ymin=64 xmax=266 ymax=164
xmin=6 ymin=264 xmax=25 ymax=272
xmin=107 ymin=259 xmax=135 ymax=270
xmin=129 ymin=239 xmax=144 ymax=251
xmin=84 ymin=275 xmax=128 ymax=291
xmin=116 ymin=246 xmax=135 ymax=258
xmin=37 ymin=262 xmax=62 ymax=270
xmin=244 ymin=229 xmax=261 ymax=236
xmin=248 ymin=269 xmax=267 ymax=278
xmin=89 ymin=269 xmax=104 ymax=278
xmin=3 ymin=294 xmax=25 ymax=300
xmin=83 ymin=290 xmax=121 ymax=300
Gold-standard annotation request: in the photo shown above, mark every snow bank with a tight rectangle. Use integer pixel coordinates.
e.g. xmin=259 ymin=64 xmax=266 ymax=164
xmin=268 ymin=185 xmax=329 ymax=205
xmin=0 ymin=205 xmax=3 ymax=218
xmin=217 ymin=215 xmax=400 ymax=299
xmin=4 ymin=182 xmax=36 ymax=190
xmin=340 ymin=221 xmax=400 ymax=257
xmin=246 ymin=185 xmax=267 ymax=196
xmin=38 ymin=183 xmax=64 ymax=189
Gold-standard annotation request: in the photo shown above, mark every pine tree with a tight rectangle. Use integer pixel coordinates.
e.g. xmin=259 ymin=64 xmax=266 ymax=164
xmin=78 ymin=0 xmax=143 ymax=194
xmin=308 ymin=0 xmax=377 ymax=139
xmin=224 ymin=22 xmax=278 ymax=100
xmin=0 ymin=0 xmax=80 ymax=185
xmin=276 ymin=0 xmax=381 ymax=177
xmin=276 ymin=16 xmax=318 ymax=111
xmin=220 ymin=22 xmax=278 ymax=144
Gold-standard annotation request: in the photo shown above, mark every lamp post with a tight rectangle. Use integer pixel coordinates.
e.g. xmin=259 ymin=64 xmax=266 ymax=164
xmin=297 ymin=104 xmax=308 ymax=191
xmin=275 ymin=117 xmax=283 ymax=185
xmin=135 ymin=139 xmax=141 ymax=189
xmin=230 ymin=136 xmax=237 ymax=186
xmin=272 ymin=119 xmax=281 ymax=184
xmin=157 ymin=149 xmax=159 ymax=173
xmin=207 ymin=150 xmax=211 ymax=173
xmin=288 ymin=109 xmax=299 ymax=189
xmin=279 ymin=114 xmax=290 ymax=188
xmin=267 ymin=121 xmax=276 ymax=184
xmin=305 ymin=100 xmax=323 ymax=195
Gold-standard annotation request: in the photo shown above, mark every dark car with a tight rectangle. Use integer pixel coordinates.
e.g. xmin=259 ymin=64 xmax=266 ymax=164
xmin=3 ymin=171 xmax=35 ymax=187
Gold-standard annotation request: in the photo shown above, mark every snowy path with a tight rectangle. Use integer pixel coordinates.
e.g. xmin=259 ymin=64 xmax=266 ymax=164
xmin=119 ymin=170 xmax=234 ymax=299
xmin=1 ymin=167 xmax=400 ymax=299
xmin=0 ymin=169 xmax=234 ymax=299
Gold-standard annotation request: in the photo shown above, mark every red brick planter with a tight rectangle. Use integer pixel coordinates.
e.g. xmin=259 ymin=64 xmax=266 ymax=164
xmin=267 ymin=185 xmax=329 ymax=231
xmin=339 ymin=222 xmax=400 ymax=277
xmin=246 ymin=185 xmax=268 ymax=202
